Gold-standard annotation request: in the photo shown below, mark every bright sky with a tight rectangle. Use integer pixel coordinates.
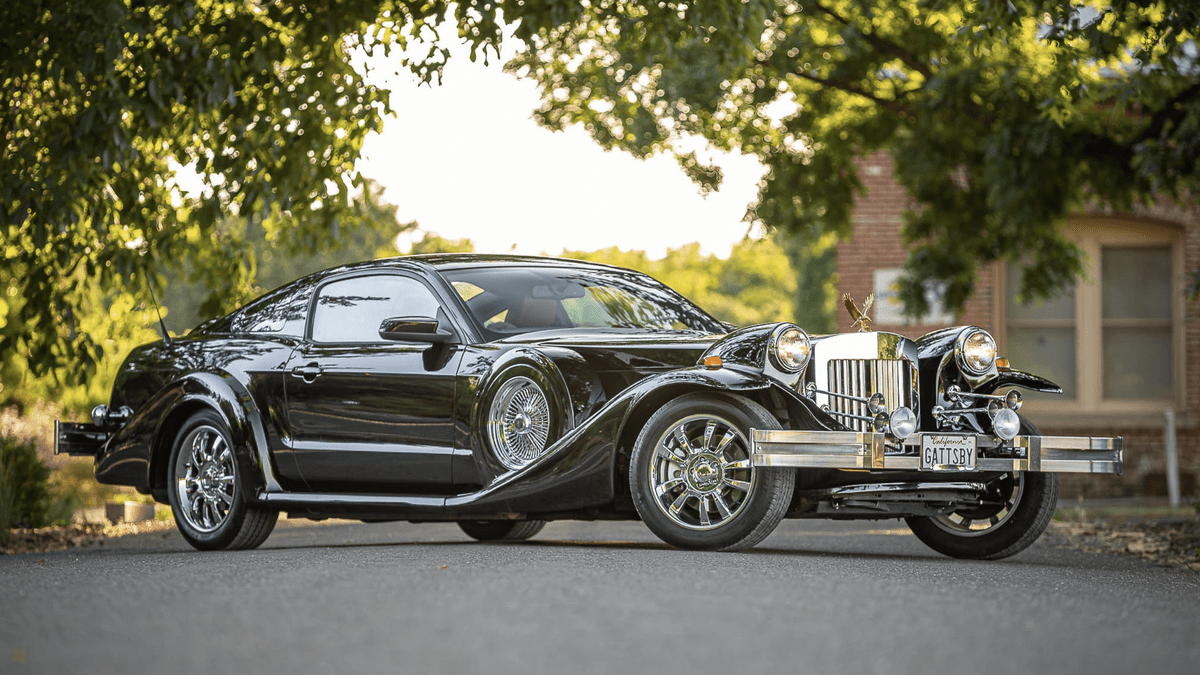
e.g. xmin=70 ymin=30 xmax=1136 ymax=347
xmin=356 ymin=42 xmax=768 ymax=259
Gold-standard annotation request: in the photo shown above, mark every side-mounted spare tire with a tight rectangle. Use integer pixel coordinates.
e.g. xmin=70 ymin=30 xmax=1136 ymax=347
xmin=166 ymin=409 xmax=278 ymax=551
xmin=629 ymin=393 xmax=796 ymax=552
xmin=480 ymin=359 xmax=571 ymax=472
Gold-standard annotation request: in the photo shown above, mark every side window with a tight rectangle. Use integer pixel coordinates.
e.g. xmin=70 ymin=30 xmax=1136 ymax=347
xmin=311 ymin=275 xmax=442 ymax=343
xmin=233 ymin=281 xmax=314 ymax=337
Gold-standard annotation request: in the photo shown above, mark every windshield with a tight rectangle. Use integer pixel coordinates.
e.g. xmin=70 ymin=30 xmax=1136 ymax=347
xmin=439 ymin=265 xmax=725 ymax=340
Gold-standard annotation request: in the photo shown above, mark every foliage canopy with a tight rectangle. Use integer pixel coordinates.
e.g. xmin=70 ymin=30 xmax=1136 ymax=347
xmin=507 ymin=0 xmax=1200 ymax=315
xmin=1 ymin=0 xmax=514 ymax=382
xmin=7 ymin=0 xmax=1196 ymax=389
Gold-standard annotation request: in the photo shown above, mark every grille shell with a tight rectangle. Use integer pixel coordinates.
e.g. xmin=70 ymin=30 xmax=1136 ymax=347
xmin=825 ymin=359 xmax=917 ymax=431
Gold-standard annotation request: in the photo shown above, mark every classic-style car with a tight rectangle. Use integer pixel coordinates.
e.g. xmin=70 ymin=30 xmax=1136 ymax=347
xmin=56 ymin=254 xmax=1121 ymax=557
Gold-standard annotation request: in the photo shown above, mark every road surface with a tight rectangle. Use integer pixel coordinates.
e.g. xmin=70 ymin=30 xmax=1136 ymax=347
xmin=2 ymin=518 xmax=1196 ymax=674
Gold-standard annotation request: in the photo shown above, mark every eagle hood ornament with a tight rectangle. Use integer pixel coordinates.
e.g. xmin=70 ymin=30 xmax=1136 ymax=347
xmin=842 ymin=293 xmax=874 ymax=332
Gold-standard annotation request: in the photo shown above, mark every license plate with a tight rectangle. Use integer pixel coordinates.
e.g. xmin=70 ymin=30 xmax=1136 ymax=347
xmin=920 ymin=434 xmax=977 ymax=471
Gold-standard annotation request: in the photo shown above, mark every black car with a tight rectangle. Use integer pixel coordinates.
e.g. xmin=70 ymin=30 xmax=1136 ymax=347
xmin=56 ymin=255 xmax=1121 ymax=556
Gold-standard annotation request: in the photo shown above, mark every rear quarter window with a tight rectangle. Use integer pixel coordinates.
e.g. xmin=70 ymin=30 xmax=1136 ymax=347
xmin=229 ymin=281 xmax=314 ymax=337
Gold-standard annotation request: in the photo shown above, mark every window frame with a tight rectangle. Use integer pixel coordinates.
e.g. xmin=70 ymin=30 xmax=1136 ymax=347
xmin=995 ymin=217 xmax=1185 ymax=416
xmin=305 ymin=270 xmax=459 ymax=345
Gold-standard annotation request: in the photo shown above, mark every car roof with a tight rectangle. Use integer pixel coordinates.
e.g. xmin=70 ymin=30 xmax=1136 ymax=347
xmin=314 ymin=253 xmax=634 ymax=278
xmin=407 ymin=253 xmax=630 ymax=273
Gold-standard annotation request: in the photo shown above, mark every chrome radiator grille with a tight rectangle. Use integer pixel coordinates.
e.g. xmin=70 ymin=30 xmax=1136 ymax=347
xmin=826 ymin=359 xmax=915 ymax=431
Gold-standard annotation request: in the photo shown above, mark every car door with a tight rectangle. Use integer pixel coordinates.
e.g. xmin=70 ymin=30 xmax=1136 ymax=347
xmin=282 ymin=271 xmax=464 ymax=492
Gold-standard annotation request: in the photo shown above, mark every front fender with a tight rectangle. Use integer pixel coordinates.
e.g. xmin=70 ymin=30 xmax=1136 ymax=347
xmin=975 ymin=369 xmax=1063 ymax=396
xmin=446 ymin=366 xmax=825 ymax=515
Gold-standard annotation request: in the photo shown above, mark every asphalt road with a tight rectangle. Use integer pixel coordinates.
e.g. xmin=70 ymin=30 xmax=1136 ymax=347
xmin=2 ymin=517 xmax=1197 ymax=675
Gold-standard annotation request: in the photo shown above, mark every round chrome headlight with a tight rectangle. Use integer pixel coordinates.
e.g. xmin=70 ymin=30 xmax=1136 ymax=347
xmin=889 ymin=407 xmax=918 ymax=440
xmin=956 ymin=328 xmax=997 ymax=375
xmin=772 ymin=326 xmax=811 ymax=373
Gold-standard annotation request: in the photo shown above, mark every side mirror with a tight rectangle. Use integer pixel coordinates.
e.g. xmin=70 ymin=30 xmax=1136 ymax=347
xmin=379 ymin=316 xmax=454 ymax=343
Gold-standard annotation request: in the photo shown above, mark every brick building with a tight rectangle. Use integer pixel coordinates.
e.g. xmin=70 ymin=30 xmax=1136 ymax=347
xmin=838 ymin=151 xmax=1199 ymax=498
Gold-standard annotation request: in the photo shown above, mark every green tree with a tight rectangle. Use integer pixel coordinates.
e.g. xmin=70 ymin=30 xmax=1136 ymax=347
xmin=410 ymin=232 xmax=477 ymax=255
xmin=777 ymin=230 xmax=838 ymax=334
xmin=1 ymin=0 xmax=514 ymax=381
xmin=507 ymin=0 xmax=1200 ymax=316
xmin=563 ymin=237 xmax=799 ymax=327
xmin=1 ymin=0 xmax=808 ymax=382
xmin=162 ymin=179 xmax=415 ymax=332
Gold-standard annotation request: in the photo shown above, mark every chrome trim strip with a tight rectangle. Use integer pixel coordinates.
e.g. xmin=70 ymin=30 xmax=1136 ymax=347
xmin=823 ymin=409 xmax=878 ymax=424
xmin=260 ymin=493 xmax=447 ymax=509
xmin=809 ymin=386 xmax=873 ymax=404
xmin=751 ymin=430 xmax=1122 ymax=475
xmin=946 ymin=387 xmax=1009 ymax=403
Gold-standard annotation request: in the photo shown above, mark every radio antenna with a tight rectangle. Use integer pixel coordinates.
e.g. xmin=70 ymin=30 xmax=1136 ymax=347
xmin=143 ymin=268 xmax=172 ymax=346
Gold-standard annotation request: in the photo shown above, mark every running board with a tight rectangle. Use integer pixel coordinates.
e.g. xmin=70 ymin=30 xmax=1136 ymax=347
xmin=257 ymin=492 xmax=522 ymax=521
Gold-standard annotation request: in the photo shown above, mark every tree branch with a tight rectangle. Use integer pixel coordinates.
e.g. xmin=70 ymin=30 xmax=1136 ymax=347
xmin=791 ymin=71 xmax=911 ymax=115
xmin=1137 ymin=81 xmax=1200 ymax=143
xmin=811 ymin=1 xmax=935 ymax=80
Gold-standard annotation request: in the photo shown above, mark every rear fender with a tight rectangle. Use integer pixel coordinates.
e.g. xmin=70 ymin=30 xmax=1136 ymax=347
xmin=100 ymin=372 xmax=277 ymax=502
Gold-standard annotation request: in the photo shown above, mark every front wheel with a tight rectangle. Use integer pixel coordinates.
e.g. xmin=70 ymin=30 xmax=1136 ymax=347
xmin=905 ymin=414 xmax=1057 ymax=560
xmin=629 ymin=394 xmax=795 ymax=552
xmin=167 ymin=410 xmax=278 ymax=551
xmin=905 ymin=471 xmax=1059 ymax=560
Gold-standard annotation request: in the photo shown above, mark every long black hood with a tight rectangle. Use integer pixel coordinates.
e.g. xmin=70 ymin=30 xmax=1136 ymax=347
xmin=497 ymin=328 xmax=720 ymax=373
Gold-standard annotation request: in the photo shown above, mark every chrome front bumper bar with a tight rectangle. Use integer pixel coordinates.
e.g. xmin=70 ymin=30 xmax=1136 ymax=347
xmin=750 ymin=430 xmax=1123 ymax=475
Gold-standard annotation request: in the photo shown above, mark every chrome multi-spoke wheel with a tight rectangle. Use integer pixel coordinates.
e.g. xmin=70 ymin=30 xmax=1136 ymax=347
xmin=175 ymin=424 xmax=237 ymax=533
xmin=488 ymin=376 xmax=552 ymax=470
xmin=648 ymin=414 xmax=756 ymax=531
xmin=630 ymin=394 xmax=795 ymax=552
xmin=167 ymin=410 xmax=278 ymax=551
xmin=906 ymin=415 xmax=1059 ymax=560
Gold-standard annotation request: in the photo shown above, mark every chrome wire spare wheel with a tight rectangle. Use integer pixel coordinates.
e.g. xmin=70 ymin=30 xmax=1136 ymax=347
xmin=487 ymin=376 xmax=552 ymax=470
xmin=175 ymin=424 xmax=237 ymax=533
xmin=649 ymin=414 xmax=756 ymax=531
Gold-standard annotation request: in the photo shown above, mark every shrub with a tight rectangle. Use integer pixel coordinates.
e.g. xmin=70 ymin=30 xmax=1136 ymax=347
xmin=1 ymin=435 xmax=76 ymax=538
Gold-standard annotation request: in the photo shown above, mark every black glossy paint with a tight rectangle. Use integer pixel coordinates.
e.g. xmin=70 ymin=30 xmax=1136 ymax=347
xmin=916 ymin=326 xmax=1065 ymax=433
xmin=86 ymin=255 xmax=793 ymax=520
xmin=81 ymin=254 xmax=1068 ymax=526
xmin=976 ymin=369 xmax=1062 ymax=395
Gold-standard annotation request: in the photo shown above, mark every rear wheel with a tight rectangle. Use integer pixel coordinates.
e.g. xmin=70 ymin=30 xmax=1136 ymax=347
xmin=458 ymin=520 xmax=546 ymax=541
xmin=629 ymin=394 xmax=795 ymax=552
xmin=905 ymin=416 xmax=1058 ymax=560
xmin=167 ymin=410 xmax=278 ymax=551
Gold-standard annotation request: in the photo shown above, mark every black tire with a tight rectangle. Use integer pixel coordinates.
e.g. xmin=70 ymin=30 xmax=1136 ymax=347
xmin=629 ymin=393 xmax=795 ymax=552
xmin=905 ymin=416 xmax=1059 ymax=560
xmin=167 ymin=410 xmax=278 ymax=551
xmin=458 ymin=520 xmax=546 ymax=541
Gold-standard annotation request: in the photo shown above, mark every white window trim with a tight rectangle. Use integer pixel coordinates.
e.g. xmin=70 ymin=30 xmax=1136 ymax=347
xmin=995 ymin=217 xmax=1186 ymax=417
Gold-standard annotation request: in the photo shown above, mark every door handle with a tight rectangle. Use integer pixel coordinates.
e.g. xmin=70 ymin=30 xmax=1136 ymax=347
xmin=290 ymin=362 xmax=323 ymax=382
